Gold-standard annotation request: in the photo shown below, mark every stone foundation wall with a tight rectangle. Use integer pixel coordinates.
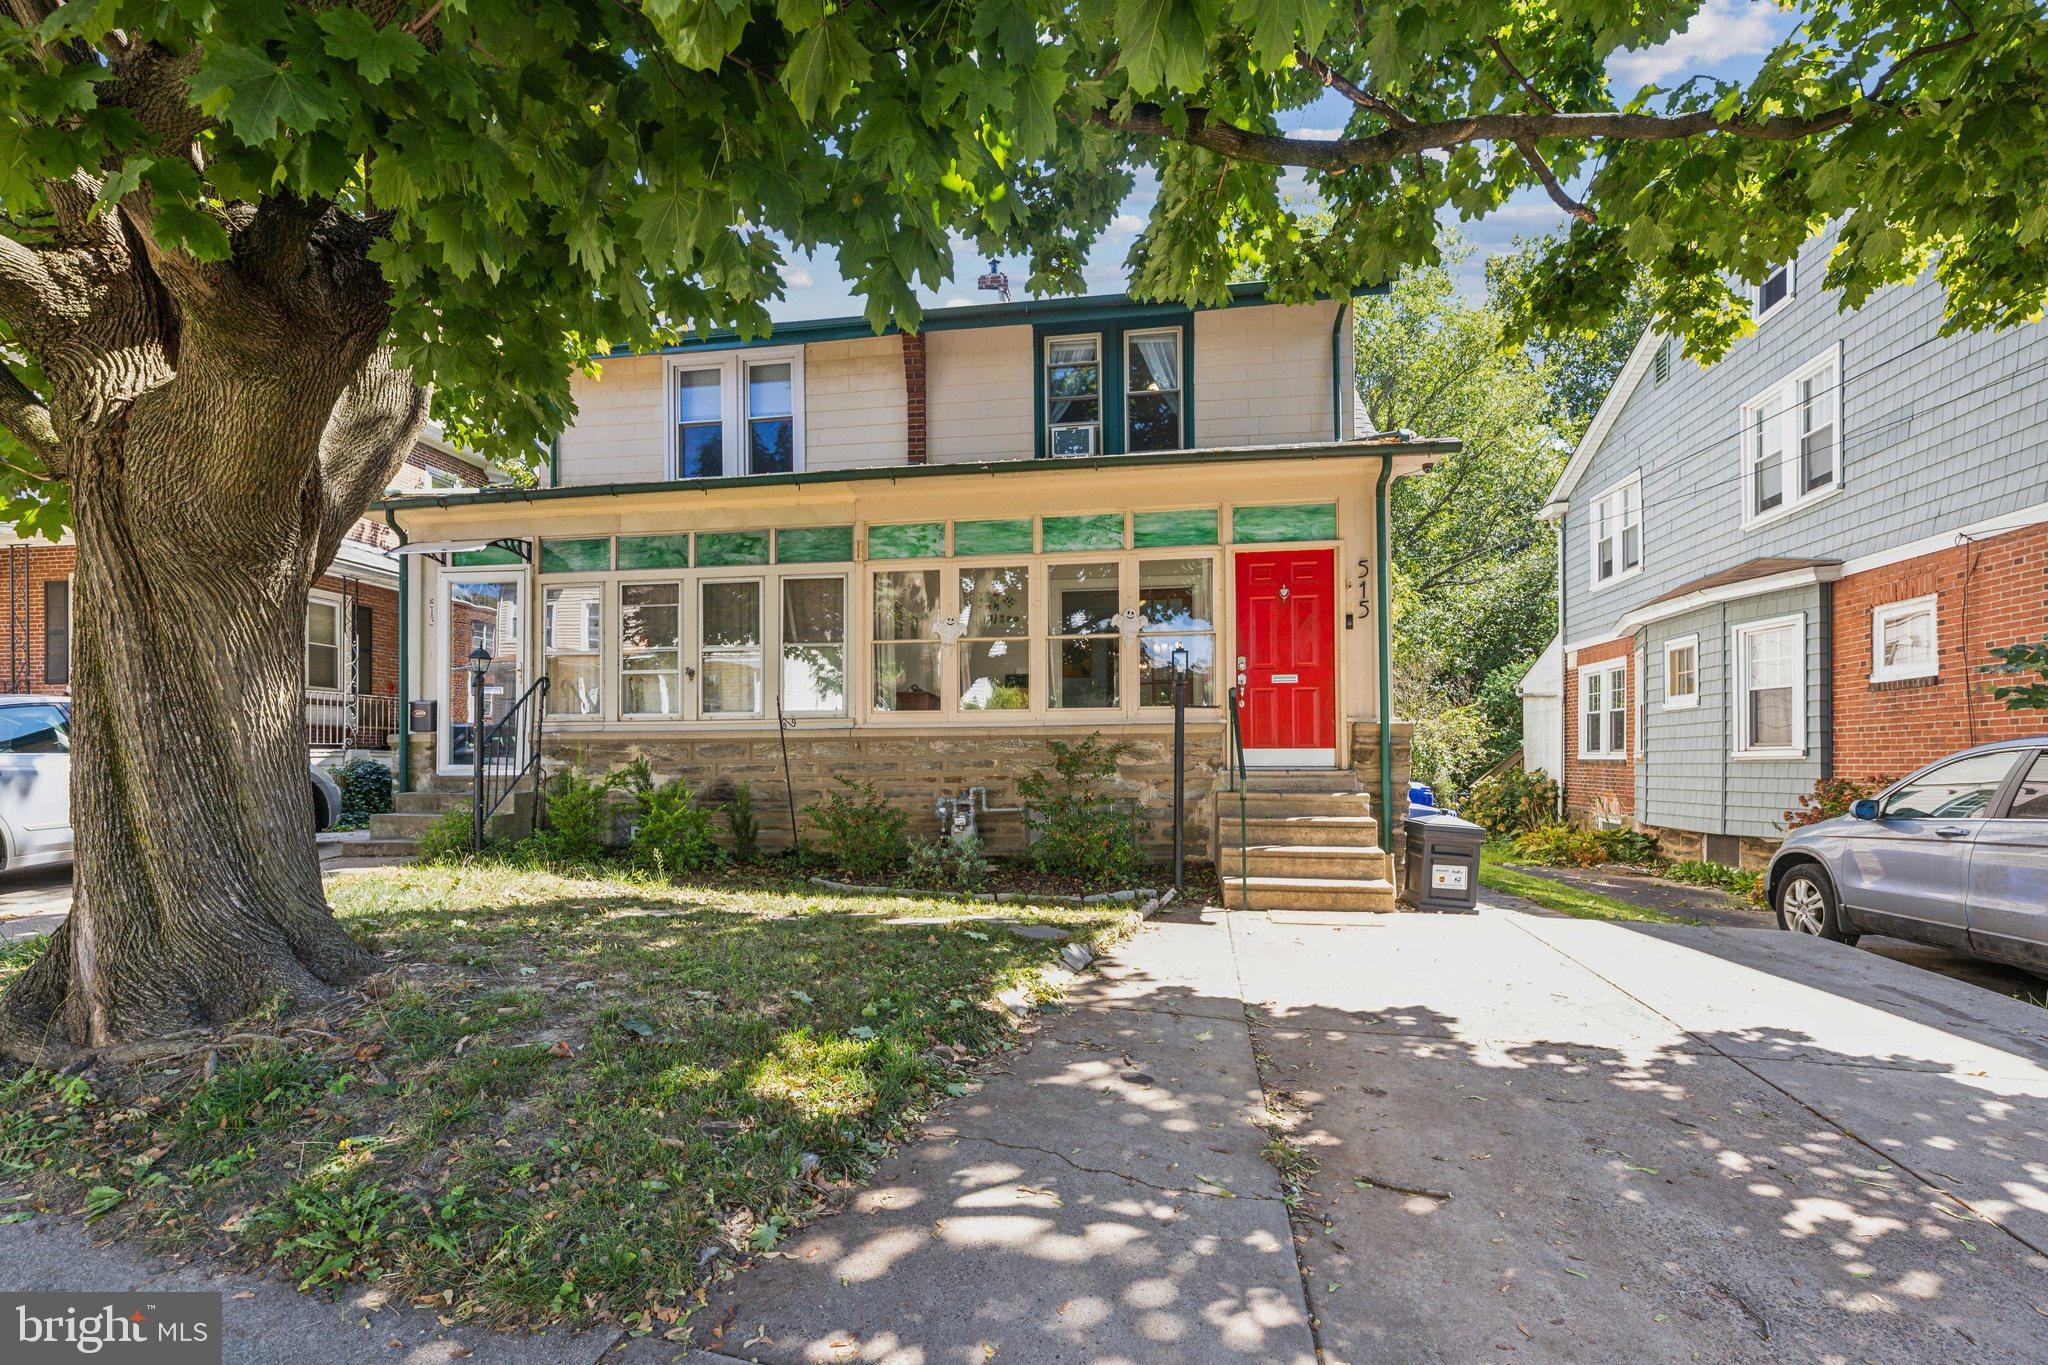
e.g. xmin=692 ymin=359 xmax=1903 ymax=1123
xmin=414 ymin=723 xmax=1226 ymax=859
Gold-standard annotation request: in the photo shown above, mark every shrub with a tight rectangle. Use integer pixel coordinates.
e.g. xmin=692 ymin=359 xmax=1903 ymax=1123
xmin=1785 ymin=774 xmax=1895 ymax=831
xmin=1463 ymin=767 xmax=1558 ymax=837
xmin=1665 ymin=859 xmax=1764 ymax=902
xmin=1602 ymin=827 xmax=1660 ymax=865
xmin=1508 ymin=822 xmax=1656 ymax=868
xmin=807 ymin=778 xmax=909 ymax=879
xmin=724 ymin=782 xmax=761 ymax=863
xmin=1018 ymin=735 xmax=1147 ymax=888
xmin=413 ymin=808 xmax=476 ymax=864
xmin=906 ymin=834 xmax=990 ymax=892
xmin=534 ymin=767 xmax=616 ymax=861
xmin=1409 ymin=696 xmax=1494 ymax=795
xmin=331 ymin=758 xmax=394 ymax=828
xmin=630 ymin=779 xmax=720 ymax=875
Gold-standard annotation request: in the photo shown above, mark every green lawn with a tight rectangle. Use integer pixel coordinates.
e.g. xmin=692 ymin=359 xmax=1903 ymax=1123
xmin=1478 ymin=849 xmax=1696 ymax=925
xmin=0 ymin=866 xmax=1138 ymax=1333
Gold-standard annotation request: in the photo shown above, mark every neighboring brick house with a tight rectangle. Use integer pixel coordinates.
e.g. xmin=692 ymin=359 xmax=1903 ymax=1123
xmin=1529 ymin=223 xmax=2048 ymax=865
xmin=0 ymin=429 xmax=498 ymax=757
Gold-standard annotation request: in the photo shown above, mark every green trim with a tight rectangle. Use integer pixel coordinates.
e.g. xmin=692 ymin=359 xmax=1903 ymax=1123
xmin=1232 ymin=503 xmax=1339 ymax=543
xmin=548 ymin=437 xmax=560 ymax=486
xmin=775 ymin=525 xmax=854 ymax=563
xmin=697 ymin=530 xmax=770 ymax=567
xmin=452 ymin=544 xmax=525 ymax=567
xmin=385 ymin=509 xmax=410 ymax=794
xmin=953 ymin=518 xmax=1034 ymax=557
xmin=375 ymin=439 xmax=1460 ymax=514
xmin=1133 ymin=509 xmax=1218 ymax=548
xmin=538 ymin=536 xmax=612 ymax=574
xmin=1043 ymin=513 xmax=1126 ymax=553
xmin=867 ymin=522 xmax=948 ymax=559
xmin=1375 ymin=457 xmax=1395 ymax=865
xmin=616 ymin=533 xmax=693 ymax=570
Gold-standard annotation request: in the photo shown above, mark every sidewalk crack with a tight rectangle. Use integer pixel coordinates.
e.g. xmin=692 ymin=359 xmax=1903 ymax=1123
xmin=957 ymin=1135 xmax=1278 ymax=1202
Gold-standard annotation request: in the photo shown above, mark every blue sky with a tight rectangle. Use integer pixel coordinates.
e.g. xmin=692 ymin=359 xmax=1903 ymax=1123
xmin=773 ymin=0 xmax=1794 ymax=319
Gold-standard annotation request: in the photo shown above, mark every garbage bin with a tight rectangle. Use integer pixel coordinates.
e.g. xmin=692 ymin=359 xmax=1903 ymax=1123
xmin=1399 ymin=810 xmax=1485 ymax=913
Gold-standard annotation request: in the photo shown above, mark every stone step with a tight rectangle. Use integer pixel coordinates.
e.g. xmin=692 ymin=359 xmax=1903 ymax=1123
xmin=1223 ymin=770 xmax=1363 ymax=794
xmin=1227 ymin=843 xmax=1391 ymax=880
xmin=1218 ymin=814 xmax=1380 ymax=849
xmin=1218 ymin=874 xmax=1397 ymax=913
xmin=328 ymin=836 xmax=421 ymax=860
xmin=1224 ymin=792 xmax=1375 ymax=819
xmin=395 ymin=789 xmax=469 ymax=814
xmin=369 ymin=810 xmax=448 ymax=838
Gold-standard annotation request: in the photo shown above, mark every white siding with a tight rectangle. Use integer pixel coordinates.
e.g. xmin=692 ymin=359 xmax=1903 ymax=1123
xmin=804 ymin=336 xmax=906 ymax=470
xmin=558 ymin=354 xmax=667 ymax=486
xmin=925 ymin=323 xmax=1034 ymax=464
xmin=1194 ymin=300 xmax=1342 ymax=447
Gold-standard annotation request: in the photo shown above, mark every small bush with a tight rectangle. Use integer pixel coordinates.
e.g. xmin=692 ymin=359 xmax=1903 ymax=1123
xmin=535 ymin=767 xmax=615 ymax=861
xmin=1665 ymin=859 xmax=1764 ymax=902
xmin=906 ymin=834 xmax=990 ymax=892
xmin=1785 ymin=774 xmax=1895 ymax=831
xmin=630 ymin=778 xmax=720 ymax=875
xmin=1508 ymin=822 xmax=1656 ymax=868
xmin=724 ymin=782 xmax=761 ymax=863
xmin=413 ymin=808 xmax=476 ymax=864
xmin=1019 ymin=735 xmax=1146 ymax=888
xmin=331 ymin=758 xmax=394 ymax=828
xmin=1463 ymin=767 xmax=1558 ymax=837
xmin=1603 ymin=827 xmax=1660 ymax=865
xmin=807 ymin=778 xmax=909 ymax=879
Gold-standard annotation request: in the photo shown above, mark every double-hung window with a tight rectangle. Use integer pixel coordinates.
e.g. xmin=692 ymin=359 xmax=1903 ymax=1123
xmin=1871 ymin=595 xmax=1938 ymax=682
xmin=306 ymin=596 xmax=343 ymax=693
xmin=872 ymin=569 xmax=943 ymax=713
xmin=1755 ymin=259 xmax=1793 ymax=320
xmin=1733 ymin=616 xmax=1804 ymax=758
xmin=1579 ymin=660 xmax=1627 ymax=759
xmin=958 ymin=566 xmax=1031 ymax=710
xmin=1124 ymin=329 xmax=1183 ymax=452
xmin=620 ymin=582 xmax=683 ymax=717
xmin=1048 ymin=562 xmax=1121 ymax=708
xmin=1664 ymin=635 xmax=1699 ymax=709
xmin=781 ymin=577 xmax=847 ymax=715
xmin=1046 ymin=336 xmax=1102 ymax=456
xmin=1741 ymin=349 xmax=1839 ymax=525
xmin=543 ymin=584 xmax=603 ymax=717
xmin=699 ymin=580 xmax=764 ymax=717
xmin=1137 ymin=558 xmax=1214 ymax=707
xmin=668 ymin=350 xmax=804 ymax=478
xmin=1589 ymin=475 xmax=1642 ymax=588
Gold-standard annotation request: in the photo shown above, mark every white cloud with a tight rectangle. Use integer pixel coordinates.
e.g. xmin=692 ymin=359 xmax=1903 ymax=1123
xmin=1108 ymin=213 xmax=1146 ymax=235
xmin=942 ymin=297 xmax=975 ymax=307
xmin=784 ymin=266 xmax=815 ymax=289
xmin=1609 ymin=0 xmax=1784 ymax=87
xmin=1290 ymin=127 xmax=1344 ymax=141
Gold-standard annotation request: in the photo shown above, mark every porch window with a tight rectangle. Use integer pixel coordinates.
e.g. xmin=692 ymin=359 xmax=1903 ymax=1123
xmin=1045 ymin=336 xmax=1101 ymax=457
xmin=872 ymin=569 xmax=942 ymax=712
xmin=620 ymin=582 xmax=683 ymax=717
xmin=780 ymin=576 xmax=846 ymax=715
xmin=1734 ymin=616 xmax=1803 ymax=757
xmin=675 ymin=368 xmax=724 ymax=479
xmin=1741 ymin=350 xmax=1839 ymax=525
xmin=746 ymin=361 xmax=795 ymax=475
xmin=700 ymin=579 xmax=763 ymax=717
xmin=1871 ymin=595 xmax=1937 ymax=682
xmin=1579 ymin=660 xmax=1626 ymax=759
xmin=1125 ymin=329 xmax=1183 ymax=452
xmin=1663 ymin=635 xmax=1699 ymax=709
xmin=306 ymin=597 xmax=343 ymax=692
xmin=1589 ymin=475 xmax=1641 ymax=587
xmin=958 ymin=565 xmax=1031 ymax=710
xmin=1049 ymin=561 xmax=1120 ymax=708
xmin=543 ymin=583 xmax=603 ymax=717
xmin=1138 ymin=558 xmax=1213 ymax=706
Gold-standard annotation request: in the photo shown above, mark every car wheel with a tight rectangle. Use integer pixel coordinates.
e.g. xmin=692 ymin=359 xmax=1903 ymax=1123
xmin=1775 ymin=865 xmax=1856 ymax=945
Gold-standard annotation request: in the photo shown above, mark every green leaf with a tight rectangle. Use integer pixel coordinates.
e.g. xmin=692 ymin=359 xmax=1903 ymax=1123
xmin=782 ymin=20 xmax=871 ymax=122
xmin=189 ymin=45 xmax=345 ymax=142
xmin=93 ymin=156 xmax=151 ymax=214
xmin=315 ymin=9 xmax=426 ymax=83
xmin=152 ymin=201 xmax=233 ymax=260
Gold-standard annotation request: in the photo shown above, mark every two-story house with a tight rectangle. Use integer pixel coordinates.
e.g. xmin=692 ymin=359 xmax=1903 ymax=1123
xmin=0 ymin=429 xmax=499 ymax=759
xmin=381 ymin=284 xmax=1453 ymax=888
xmin=1533 ymin=225 xmax=2048 ymax=866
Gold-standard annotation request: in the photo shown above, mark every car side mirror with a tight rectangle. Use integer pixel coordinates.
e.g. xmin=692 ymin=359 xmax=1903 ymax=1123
xmin=1850 ymin=798 xmax=1881 ymax=821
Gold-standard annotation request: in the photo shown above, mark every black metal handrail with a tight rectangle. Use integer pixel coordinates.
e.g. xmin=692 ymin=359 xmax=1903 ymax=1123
xmin=1224 ymin=685 xmax=1250 ymax=910
xmin=472 ymin=675 xmax=550 ymax=850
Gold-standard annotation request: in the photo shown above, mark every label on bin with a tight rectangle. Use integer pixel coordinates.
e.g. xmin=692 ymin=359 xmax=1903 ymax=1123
xmin=1431 ymin=864 xmax=1469 ymax=892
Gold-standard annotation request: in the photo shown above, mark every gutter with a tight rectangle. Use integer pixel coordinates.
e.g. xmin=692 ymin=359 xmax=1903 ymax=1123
xmin=1375 ymin=455 xmax=1396 ymax=860
xmin=383 ymin=508 xmax=411 ymax=793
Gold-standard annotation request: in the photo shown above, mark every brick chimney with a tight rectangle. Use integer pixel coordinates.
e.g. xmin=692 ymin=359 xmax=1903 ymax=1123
xmin=902 ymin=332 xmax=928 ymax=464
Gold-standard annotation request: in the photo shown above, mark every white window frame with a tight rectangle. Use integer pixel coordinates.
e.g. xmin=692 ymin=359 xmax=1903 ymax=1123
xmin=1753 ymin=258 xmax=1794 ymax=322
xmin=306 ymin=590 xmax=347 ymax=695
xmin=1122 ymin=327 xmax=1185 ymax=454
xmin=1663 ymin=634 xmax=1700 ymax=710
xmin=1739 ymin=347 xmax=1841 ymax=529
xmin=1731 ymin=614 xmax=1806 ymax=760
xmin=663 ymin=348 xmax=806 ymax=480
xmin=1871 ymin=594 xmax=1939 ymax=683
xmin=1578 ymin=659 xmax=1628 ymax=760
xmin=1044 ymin=333 xmax=1104 ymax=458
xmin=1587 ymin=473 xmax=1643 ymax=591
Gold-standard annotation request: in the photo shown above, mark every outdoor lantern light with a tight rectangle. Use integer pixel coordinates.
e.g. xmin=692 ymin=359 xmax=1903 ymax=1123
xmin=1170 ymin=643 xmax=1189 ymax=678
xmin=467 ymin=646 xmax=492 ymax=676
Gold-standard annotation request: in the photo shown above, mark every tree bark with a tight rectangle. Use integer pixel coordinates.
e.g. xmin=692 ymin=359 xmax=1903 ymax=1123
xmin=0 ymin=200 xmax=421 ymax=1061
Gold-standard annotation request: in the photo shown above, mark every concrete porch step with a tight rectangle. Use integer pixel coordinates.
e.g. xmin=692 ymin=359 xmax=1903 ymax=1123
xmin=1226 ymin=843 xmax=1390 ymax=880
xmin=320 ymin=834 xmax=421 ymax=861
xmin=1218 ymin=874 xmax=1397 ymax=913
xmin=1222 ymin=769 xmax=1362 ymax=794
xmin=368 ymin=810 xmax=448 ymax=838
xmin=1218 ymin=814 xmax=1380 ymax=849
xmin=395 ymin=789 xmax=470 ymax=814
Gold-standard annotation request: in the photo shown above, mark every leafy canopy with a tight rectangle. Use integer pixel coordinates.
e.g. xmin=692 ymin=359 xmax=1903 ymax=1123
xmin=3 ymin=0 xmax=2043 ymax=513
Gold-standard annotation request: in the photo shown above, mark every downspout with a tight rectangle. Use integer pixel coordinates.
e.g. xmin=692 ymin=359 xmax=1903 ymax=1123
xmin=384 ymin=508 xmax=411 ymax=793
xmin=1330 ymin=303 xmax=1347 ymax=440
xmin=547 ymin=437 xmax=559 ymax=487
xmin=1375 ymin=454 xmax=1395 ymax=848
xmin=1554 ymin=515 xmax=1567 ymax=820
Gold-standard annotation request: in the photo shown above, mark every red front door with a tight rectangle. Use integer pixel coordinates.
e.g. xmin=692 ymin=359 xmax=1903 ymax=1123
xmin=1233 ymin=548 xmax=1337 ymax=762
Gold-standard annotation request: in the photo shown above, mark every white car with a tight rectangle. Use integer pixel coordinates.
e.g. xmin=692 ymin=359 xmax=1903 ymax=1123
xmin=0 ymin=696 xmax=341 ymax=870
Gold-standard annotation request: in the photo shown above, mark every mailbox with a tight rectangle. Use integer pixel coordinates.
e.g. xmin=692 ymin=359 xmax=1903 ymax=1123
xmin=408 ymin=699 xmax=437 ymax=733
xmin=1399 ymin=810 xmax=1485 ymax=914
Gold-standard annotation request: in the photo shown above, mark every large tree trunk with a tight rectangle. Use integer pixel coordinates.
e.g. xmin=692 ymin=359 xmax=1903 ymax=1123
xmin=0 ymin=196 xmax=424 ymax=1060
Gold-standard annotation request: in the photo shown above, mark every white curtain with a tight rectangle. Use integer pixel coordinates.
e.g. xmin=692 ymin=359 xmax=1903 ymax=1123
xmin=1130 ymin=334 xmax=1179 ymax=393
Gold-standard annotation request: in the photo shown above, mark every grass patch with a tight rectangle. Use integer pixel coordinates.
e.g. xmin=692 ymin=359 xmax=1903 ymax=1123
xmin=1478 ymin=850 xmax=1695 ymax=925
xmin=0 ymin=865 xmax=1137 ymax=1332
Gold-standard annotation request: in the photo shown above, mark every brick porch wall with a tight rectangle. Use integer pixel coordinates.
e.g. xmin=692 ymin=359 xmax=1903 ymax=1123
xmin=1563 ymin=637 xmax=1634 ymax=824
xmin=1832 ymin=520 xmax=2048 ymax=784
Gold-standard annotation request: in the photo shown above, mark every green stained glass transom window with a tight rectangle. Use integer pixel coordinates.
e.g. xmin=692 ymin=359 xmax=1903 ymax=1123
xmin=1133 ymin=509 xmax=1218 ymax=548
xmin=696 ymin=530 xmax=770 ymax=567
xmin=953 ymin=518 xmax=1034 ymax=557
xmin=615 ymin=534 xmax=692 ymax=571
xmin=1042 ymin=513 xmax=1126 ymax=553
xmin=775 ymin=526 xmax=855 ymax=564
xmin=539 ymin=537 xmax=611 ymax=574
xmin=1232 ymin=503 xmax=1338 ymax=543
xmin=452 ymin=542 xmax=526 ymax=567
xmin=867 ymin=522 xmax=947 ymax=559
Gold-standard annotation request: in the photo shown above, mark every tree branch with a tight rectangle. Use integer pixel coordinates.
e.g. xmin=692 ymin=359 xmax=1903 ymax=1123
xmin=1487 ymin=38 xmax=1558 ymax=114
xmin=0 ymin=364 xmax=59 ymax=460
xmin=0 ymin=235 xmax=60 ymax=332
xmin=313 ymin=347 xmax=426 ymax=569
xmin=1295 ymin=48 xmax=1414 ymax=127
xmin=1511 ymin=135 xmax=1596 ymax=223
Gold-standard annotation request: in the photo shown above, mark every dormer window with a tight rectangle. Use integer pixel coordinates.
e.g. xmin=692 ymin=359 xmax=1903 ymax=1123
xmin=1754 ymin=260 xmax=1793 ymax=320
xmin=1046 ymin=336 xmax=1102 ymax=456
xmin=1125 ymin=329 xmax=1183 ymax=452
